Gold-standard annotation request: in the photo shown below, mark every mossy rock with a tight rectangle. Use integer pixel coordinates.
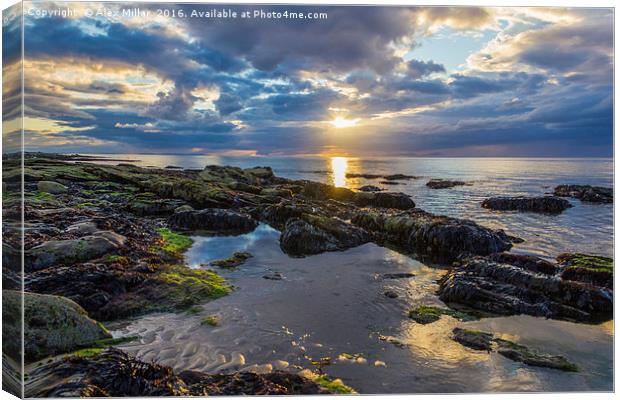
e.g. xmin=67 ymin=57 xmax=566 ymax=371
xmin=409 ymin=306 xmax=477 ymax=324
xmin=37 ymin=181 xmax=68 ymax=194
xmin=558 ymin=253 xmax=613 ymax=289
xmin=3 ymin=291 xmax=111 ymax=361
xmin=210 ymin=252 xmax=253 ymax=268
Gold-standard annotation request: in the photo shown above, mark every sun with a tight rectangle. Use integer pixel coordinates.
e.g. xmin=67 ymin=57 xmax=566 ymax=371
xmin=330 ymin=116 xmax=360 ymax=129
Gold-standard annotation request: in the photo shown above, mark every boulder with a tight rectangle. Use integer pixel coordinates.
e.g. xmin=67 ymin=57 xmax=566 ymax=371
xmin=352 ymin=209 xmax=513 ymax=262
xmin=167 ymin=209 xmax=258 ymax=233
xmin=481 ymin=196 xmax=571 ymax=214
xmin=26 ymin=231 xmax=126 ymax=271
xmin=554 ymin=184 xmax=612 ymax=203
xmin=37 ymin=181 xmax=68 ymax=194
xmin=280 ymin=217 xmax=370 ymax=256
xmin=3 ymin=290 xmax=111 ymax=361
xmin=426 ymin=179 xmax=466 ymax=189
xmin=358 ymin=185 xmax=383 ymax=192
xmin=438 ymin=254 xmax=613 ymax=323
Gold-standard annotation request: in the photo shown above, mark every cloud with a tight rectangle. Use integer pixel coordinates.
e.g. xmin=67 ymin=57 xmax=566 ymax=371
xmin=12 ymin=5 xmax=614 ymax=157
xmin=406 ymin=59 xmax=446 ymax=78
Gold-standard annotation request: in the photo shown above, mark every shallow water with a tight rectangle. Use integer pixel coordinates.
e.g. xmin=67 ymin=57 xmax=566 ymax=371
xmin=111 ymin=224 xmax=614 ymax=393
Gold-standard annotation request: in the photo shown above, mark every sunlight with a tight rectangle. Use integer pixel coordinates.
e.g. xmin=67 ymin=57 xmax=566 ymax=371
xmin=330 ymin=116 xmax=360 ymax=129
xmin=330 ymin=157 xmax=348 ymax=187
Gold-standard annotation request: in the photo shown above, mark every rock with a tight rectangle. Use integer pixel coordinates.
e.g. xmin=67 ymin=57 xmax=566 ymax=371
xmin=408 ymin=306 xmax=477 ymax=324
xmin=301 ymin=181 xmax=356 ymax=202
xmin=481 ymin=196 xmax=572 ymax=214
xmin=280 ymin=216 xmax=370 ymax=256
xmin=557 ymin=253 xmax=613 ymax=289
xmin=3 ymin=290 xmax=111 ymax=361
xmin=174 ymin=204 xmax=194 ymax=213
xmin=451 ymin=328 xmax=578 ymax=371
xmin=426 ymin=179 xmax=466 ymax=189
xmin=345 ymin=173 xmax=383 ymax=179
xmin=26 ymin=231 xmax=127 ymax=271
xmin=358 ymin=185 xmax=383 ymax=192
xmin=554 ymin=184 xmax=612 ymax=203
xmin=382 ymin=174 xmax=418 ymax=181
xmin=384 ymin=290 xmax=399 ymax=298
xmin=438 ymin=254 xmax=613 ymax=323
xmin=263 ymin=272 xmax=283 ymax=280
xmin=26 ymin=348 xmax=329 ymax=397
xmin=128 ymin=197 xmax=186 ymax=216
xmin=37 ymin=181 xmax=68 ymax=194
xmin=494 ymin=338 xmax=578 ymax=371
xmin=354 ymin=192 xmax=415 ymax=210
xmin=167 ymin=209 xmax=258 ymax=233
xmin=352 ymin=209 xmax=512 ymax=262
xmin=64 ymin=221 xmax=99 ymax=235
xmin=210 ymin=252 xmax=253 ymax=268
xmin=379 ymin=181 xmax=403 ymax=185
xmin=451 ymin=328 xmax=493 ymax=351
xmin=380 ymin=272 xmax=415 ymax=279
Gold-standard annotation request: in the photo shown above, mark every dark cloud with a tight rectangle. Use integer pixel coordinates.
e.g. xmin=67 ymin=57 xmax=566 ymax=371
xmin=406 ymin=59 xmax=445 ymax=78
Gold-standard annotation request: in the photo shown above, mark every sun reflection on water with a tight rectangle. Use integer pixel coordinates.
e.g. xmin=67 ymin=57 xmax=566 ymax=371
xmin=330 ymin=157 xmax=348 ymax=187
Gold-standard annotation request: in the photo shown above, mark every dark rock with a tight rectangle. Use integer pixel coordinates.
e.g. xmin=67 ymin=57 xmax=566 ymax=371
xmin=354 ymin=192 xmax=415 ymax=210
xmin=381 ymin=272 xmax=415 ymax=279
xmin=263 ymin=272 xmax=283 ymax=280
xmin=358 ymin=185 xmax=384 ymax=192
xmin=382 ymin=174 xmax=419 ymax=181
xmin=345 ymin=173 xmax=383 ymax=179
xmin=481 ymin=196 xmax=571 ymax=214
xmin=494 ymin=338 xmax=578 ymax=371
xmin=487 ymin=253 xmax=558 ymax=275
xmin=167 ymin=209 xmax=258 ymax=233
xmin=451 ymin=329 xmax=578 ymax=371
xmin=301 ymin=181 xmax=356 ymax=202
xmin=280 ymin=217 xmax=370 ymax=256
xmin=128 ymin=198 xmax=186 ymax=216
xmin=384 ymin=290 xmax=399 ymax=298
xmin=352 ymin=209 xmax=512 ymax=262
xmin=452 ymin=328 xmax=493 ymax=351
xmin=438 ymin=254 xmax=613 ymax=323
xmin=426 ymin=179 xmax=466 ymax=189
xmin=379 ymin=181 xmax=403 ymax=185
xmin=554 ymin=184 xmax=612 ymax=203
xmin=408 ymin=306 xmax=477 ymax=324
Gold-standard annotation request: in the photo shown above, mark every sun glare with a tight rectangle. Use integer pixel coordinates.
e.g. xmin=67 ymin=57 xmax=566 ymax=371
xmin=330 ymin=116 xmax=360 ymax=129
xmin=331 ymin=157 xmax=348 ymax=187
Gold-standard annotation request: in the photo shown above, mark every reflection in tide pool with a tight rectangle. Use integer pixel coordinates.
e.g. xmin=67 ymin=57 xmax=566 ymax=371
xmin=113 ymin=224 xmax=613 ymax=393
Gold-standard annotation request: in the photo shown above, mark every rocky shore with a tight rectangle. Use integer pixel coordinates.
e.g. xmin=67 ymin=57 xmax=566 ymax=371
xmin=1 ymin=153 xmax=614 ymax=395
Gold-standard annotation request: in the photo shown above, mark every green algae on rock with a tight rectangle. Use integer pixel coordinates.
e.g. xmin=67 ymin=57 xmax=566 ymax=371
xmin=408 ymin=306 xmax=478 ymax=324
xmin=153 ymin=228 xmax=194 ymax=257
xmin=210 ymin=252 xmax=253 ymax=268
xmin=557 ymin=253 xmax=613 ymax=289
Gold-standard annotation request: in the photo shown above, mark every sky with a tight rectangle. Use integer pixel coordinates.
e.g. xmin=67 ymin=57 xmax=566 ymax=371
xmin=2 ymin=3 xmax=614 ymax=157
